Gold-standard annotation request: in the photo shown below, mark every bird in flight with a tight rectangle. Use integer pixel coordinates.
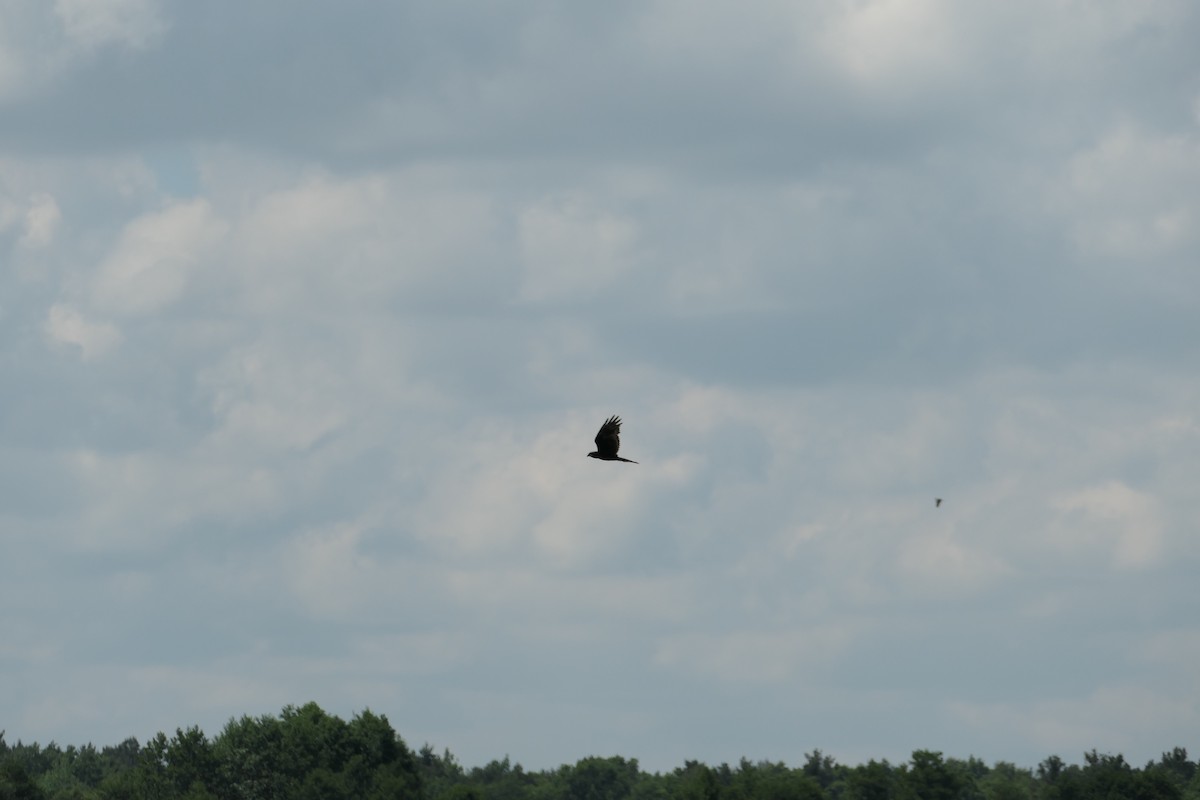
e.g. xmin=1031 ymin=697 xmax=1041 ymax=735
xmin=935 ymin=498 xmax=943 ymax=508
xmin=588 ymin=415 xmax=638 ymax=463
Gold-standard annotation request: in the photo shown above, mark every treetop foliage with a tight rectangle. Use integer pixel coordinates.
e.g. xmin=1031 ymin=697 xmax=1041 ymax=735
xmin=2 ymin=706 xmax=1196 ymax=800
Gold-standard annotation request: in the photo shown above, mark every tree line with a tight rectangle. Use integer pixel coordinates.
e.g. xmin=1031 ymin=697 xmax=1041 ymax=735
xmin=1 ymin=702 xmax=1195 ymax=800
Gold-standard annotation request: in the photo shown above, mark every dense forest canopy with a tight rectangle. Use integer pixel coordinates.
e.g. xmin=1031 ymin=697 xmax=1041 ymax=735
xmin=1 ymin=703 xmax=1195 ymax=800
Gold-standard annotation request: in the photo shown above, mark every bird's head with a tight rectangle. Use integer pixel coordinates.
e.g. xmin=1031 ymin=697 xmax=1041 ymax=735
xmin=587 ymin=451 xmax=599 ymax=459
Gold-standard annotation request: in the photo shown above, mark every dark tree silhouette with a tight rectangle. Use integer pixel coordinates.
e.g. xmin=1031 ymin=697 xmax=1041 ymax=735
xmin=588 ymin=416 xmax=638 ymax=463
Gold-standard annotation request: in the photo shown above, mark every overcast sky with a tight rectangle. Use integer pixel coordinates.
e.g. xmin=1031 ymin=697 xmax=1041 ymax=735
xmin=3 ymin=0 xmax=1199 ymax=774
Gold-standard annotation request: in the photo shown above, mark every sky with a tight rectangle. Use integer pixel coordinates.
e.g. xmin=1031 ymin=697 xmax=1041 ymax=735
xmin=2 ymin=0 xmax=1199 ymax=775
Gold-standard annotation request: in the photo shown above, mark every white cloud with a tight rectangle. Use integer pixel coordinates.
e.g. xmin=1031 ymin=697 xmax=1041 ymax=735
xmin=19 ymin=191 xmax=61 ymax=248
xmin=949 ymin=683 xmax=1200 ymax=759
xmin=654 ymin=627 xmax=859 ymax=685
xmin=347 ymin=632 xmax=475 ymax=677
xmin=43 ymin=302 xmax=121 ymax=358
xmin=896 ymin=532 xmax=1012 ymax=595
xmin=92 ymin=198 xmax=227 ymax=316
xmin=0 ymin=0 xmax=166 ymax=106
xmin=413 ymin=418 xmax=652 ymax=567
xmin=53 ymin=0 xmax=166 ymax=51
xmin=0 ymin=41 xmax=24 ymax=102
xmin=1051 ymin=481 xmax=1164 ymax=569
xmin=199 ymin=340 xmax=349 ymax=453
xmin=1054 ymin=124 xmax=1200 ymax=260
xmin=1135 ymin=629 xmax=1200 ymax=673
xmin=632 ymin=0 xmax=810 ymax=78
xmin=0 ymin=197 xmax=19 ymax=233
xmin=518 ymin=193 xmax=639 ymax=303
xmin=230 ymin=170 xmax=501 ymax=313
xmin=821 ymin=0 xmax=963 ymax=89
xmin=283 ymin=518 xmax=382 ymax=619
xmin=66 ymin=448 xmax=280 ymax=551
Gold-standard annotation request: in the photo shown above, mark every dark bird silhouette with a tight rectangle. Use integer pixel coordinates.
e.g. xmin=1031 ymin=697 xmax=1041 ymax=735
xmin=588 ymin=415 xmax=638 ymax=463
xmin=935 ymin=498 xmax=943 ymax=508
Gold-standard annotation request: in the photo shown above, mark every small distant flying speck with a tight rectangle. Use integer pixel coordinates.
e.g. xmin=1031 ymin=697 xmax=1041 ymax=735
xmin=588 ymin=415 xmax=638 ymax=463
xmin=935 ymin=498 xmax=943 ymax=507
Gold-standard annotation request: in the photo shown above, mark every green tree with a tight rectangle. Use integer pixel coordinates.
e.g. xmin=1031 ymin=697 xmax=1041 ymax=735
xmin=674 ymin=762 xmax=720 ymax=800
xmin=212 ymin=712 xmax=286 ymax=800
xmin=565 ymin=757 xmax=639 ymax=800
xmin=72 ymin=746 xmax=104 ymax=790
xmin=278 ymin=702 xmax=351 ymax=781
xmin=755 ymin=769 xmax=824 ymax=800
xmin=366 ymin=762 xmax=427 ymax=800
xmin=418 ymin=745 xmax=466 ymax=800
xmin=340 ymin=710 xmax=421 ymax=799
xmin=464 ymin=757 xmax=535 ymax=800
xmin=297 ymin=767 xmax=350 ymax=800
xmin=346 ymin=711 xmax=402 ymax=772
xmin=977 ymin=762 xmax=1030 ymax=800
xmin=440 ymin=786 xmax=485 ymax=800
xmin=1045 ymin=750 xmax=1182 ymax=800
xmin=99 ymin=740 xmax=139 ymax=779
xmin=1036 ymin=756 xmax=1064 ymax=785
xmin=802 ymin=751 xmax=837 ymax=792
xmin=1154 ymin=750 xmax=1196 ymax=794
xmin=163 ymin=727 xmax=218 ymax=798
xmin=3 ymin=742 xmax=53 ymax=783
xmin=208 ymin=703 xmax=423 ymax=800
xmin=134 ymin=732 xmax=172 ymax=800
xmin=843 ymin=759 xmax=895 ymax=800
xmin=1134 ymin=771 xmax=1184 ymax=800
xmin=727 ymin=758 xmax=762 ymax=800
xmin=902 ymin=751 xmax=967 ymax=800
xmin=1079 ymin=751 xmax=1140 ymax=799
xmin=1 ymin=760 xmax=48 ymax=800
xmin=33 ymin=745 xmax=100 ymax=800
xmin=628 ymin=770 xmax=671 ymax=800
xmin=95 ymin=766 xmax=138 ymax=800
xmin=1185 ymin=770 xmax=1200 ymax=800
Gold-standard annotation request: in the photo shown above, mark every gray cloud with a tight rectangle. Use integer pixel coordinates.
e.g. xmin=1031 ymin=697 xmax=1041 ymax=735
xmin=2 ymin=0 xmax=1199 ymax=775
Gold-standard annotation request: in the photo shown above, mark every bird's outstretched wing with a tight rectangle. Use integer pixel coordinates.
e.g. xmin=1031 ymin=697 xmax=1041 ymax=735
xmin=594 ymin=415 xmax=623 ymax=458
